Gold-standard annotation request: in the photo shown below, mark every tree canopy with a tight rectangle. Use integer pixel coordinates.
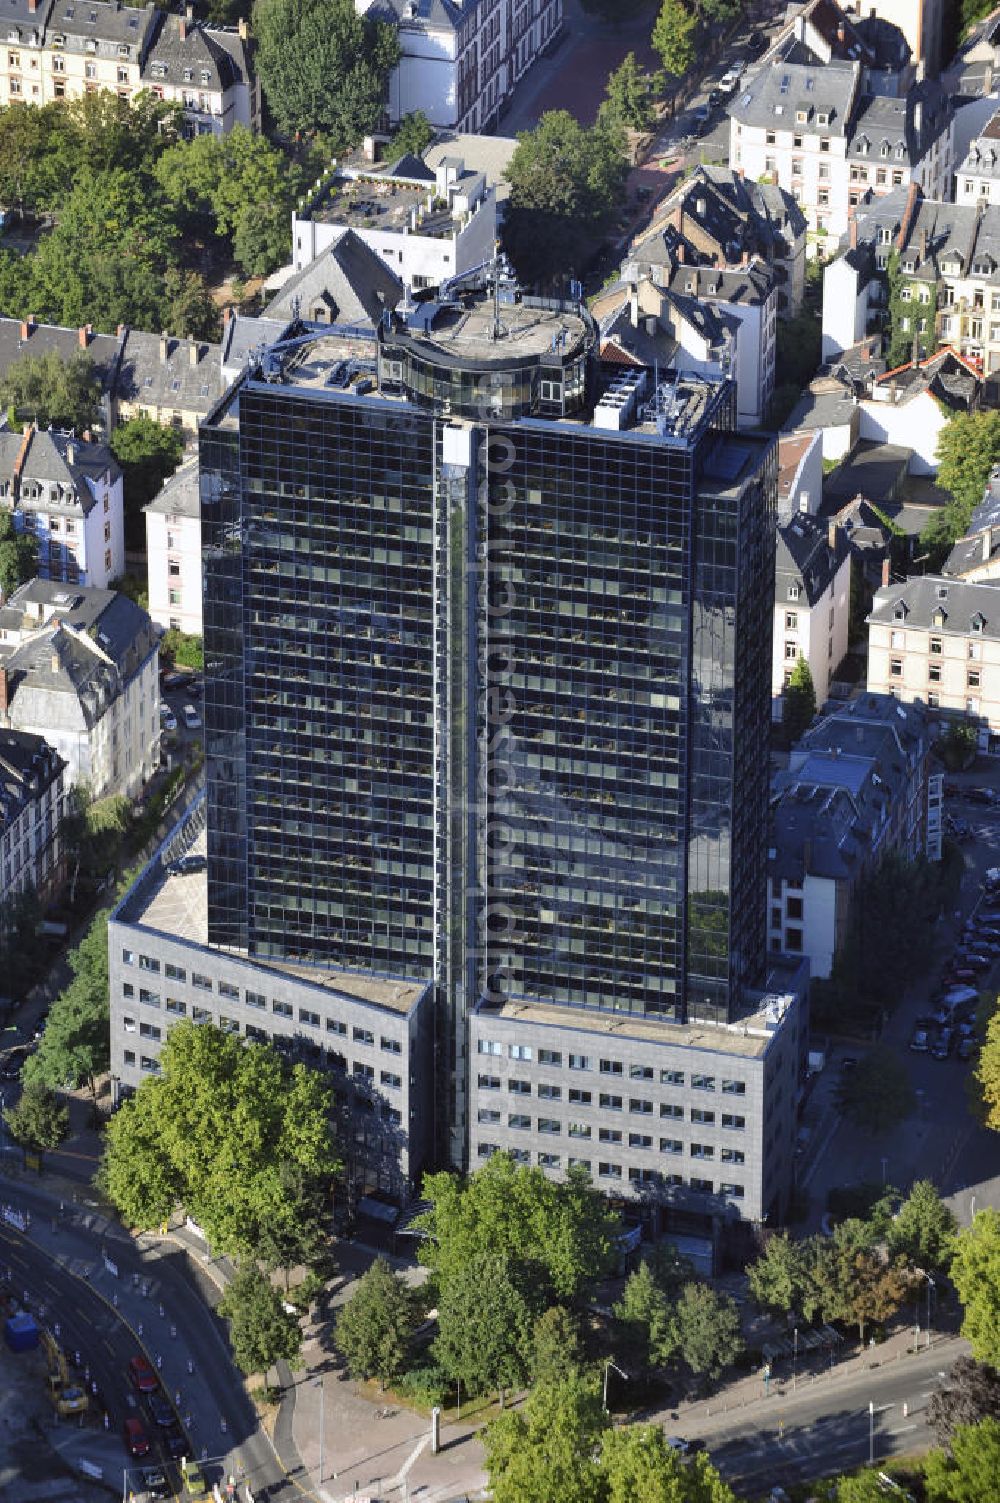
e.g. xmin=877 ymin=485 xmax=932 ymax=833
xmin=252 ymin=0 xmax=400 ymax=141
xmin=109 ymin=415 xmax=185 ymax=549
xmin=671 ymin=1281 xmax=745 ymax=1378
xmin=836 ymin=1046 xmax=916 ymax=1134
xmin=433 ymin=1251 xmax=535 ymax=1401
xmin=930 ymin=410 xmax=1000 ymax=549
xmin=415 ymin=1153 xmax=619 ymax=1305
xmin=888 ymin=1179 xmax=958 ymax=1272
xmin=503 ymin=111 xmax=629 ymax=285
xmin=923 ymin=1417 xmax=1000 ymax=1503
xmin=951 ymin=1210 xmax=1000 ymax=1364
xmin=928 ymin=1357 xmax=1000 ymax=1445
xmin=3 ymin=1081 xmax=69 ymax=1153
xmin=335 ymin=1257 xmax=417 ymax=1389
xmin=782 ymin=654 xmax=817 ymax=742
xmin=99 ymin=1020 xmax=340 ymax=1259
xmin=218 ymin=1265 xmax=301 ymax=1382
xmin=651 ymin=0 xmax=697 ymax=78
xmin=599 ymin=53 xmax=663 ymax=134
xmin=0 ymin=349 xmax=102 ymax=432
xmin=0 ymin=510 xmax=38 ymax=599
xmin=24 ymin=908 xmax=111 ymax=1103
xmin=974 ymin=1004 xmax=1000 ymax=1131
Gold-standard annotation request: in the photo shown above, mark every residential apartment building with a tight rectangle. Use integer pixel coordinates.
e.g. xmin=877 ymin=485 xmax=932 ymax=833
xmin=354 ymin=0 xmax=563 ymax=134
xmin=768 ymin=694 xmax=931 ymax=977
xmin=867 ymin=574 xmax=1000 ymax=750
xmin=291 ymin=150 xmax=497 ymax=291
xmin=0 ymin=578 xmax=159 ymax=797
xmin=773 ymin=514 xmax=852 ymax=719
xmin=943 ymin=467 xmax=1000 ymax=583
xmin=116 ymin=330 xmax=222 ymax=434
xmin=0 ymin=728 xmax=65 ymax=903
xmin=0 ymin=319 xmax=122 ymax=436
xmin=956 ymin=107 xmax=1000 ymax=207
xmin=627 ymin=164 xmax=807 ymax=316
xmin=0 ymin=0 xmax=256 ymax=133
xmin=728 ymin=58 xmax=952 ymax=247
xmin=144 ymin=461 xmax=201 ymax=637
xmin=145 ymin=283 xmax=800 ymax=1238
xmin=0 ymin=424 xmax=125 ymax=589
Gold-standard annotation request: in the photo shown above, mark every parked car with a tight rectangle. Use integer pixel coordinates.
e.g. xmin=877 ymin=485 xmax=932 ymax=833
xmin=146 ymin=1391 xmax=175 ymax=1429
xmin=708 ymin=88 xmax=723 ymax=108
xmin=956 ymin=952 xmax=991 ymax=972
xmin=932 ymin=1028 xmax=954 ymax=1060
xmin=909 ymin=1027 xmax=930 ymax=1052
xmin=164 ymin=1423 xmax=189 ymax=1459
xmin=159 ymin=703 xmax=178 ymax=733
xmin=123 ymin=1416 xmax=150 ymax=1458
xmin=182 ymin=703 xmax=202 ymax=731
xmin=167 ymin=853 xmax=206 ymax=876
xmin=957 ymin=1035 xmax=978 ymax=1061
xmin=160 ymin=669 xmax=195 ymax=691
xmin=142 ymin=1468 xmax=170 ymax=1499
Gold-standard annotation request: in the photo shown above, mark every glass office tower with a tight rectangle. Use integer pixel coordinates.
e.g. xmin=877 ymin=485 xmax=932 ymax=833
xmin=200 ymin=293 xmax=777 ymax=1165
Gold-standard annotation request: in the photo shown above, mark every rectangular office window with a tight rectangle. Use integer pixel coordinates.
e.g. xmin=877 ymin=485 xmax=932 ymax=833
xmin=721 ymin=1147 xmax=745 ymax=1164
xmin=691 ymin=1108 xmax=715 ymax=1125
xmin=123 ymin=1015 xmax=136 ymax=1033
xmin=598 ymin=1162 xmax=622 ymax=1179
xmin=538 ymin=1083 xmax=562 ymax=1100
xmin=690 ymin=1176 xmax=714 ymax=1193
xmin=192 ymin=1007 xmax=212 ymax=1025
xmin=629 ymin=1064 xmax=654 ymax=1081
xmin=138 ymin=955 xmax=160 ymax=973
xmin=660 ymin=1137 xmax=682 ymax=1154
xmin=478 ymin=1108 xmax=501 ymax=1124
xmin=568 ymin=1088 xmax=592 ymax=1105
xmin=478 ymin=1039 xmax=502 ymax=1055
xmin=299 ymin=1008 xmax=320 ymax=1028
xmin=538 ymin=1152 xmax=560 ymax=1168
xmin=326 ymin=1018 xmax=347 ymax=1036
xmin=721 ymin=1080 xmax=746 ymax=1096
xmin=720 ymin=1182 xmax=745 ymax=1198
xmin=508 ymin=1113 xmax=531 ymax=1129
xmin=220 ymin=1016 xmax=240 ymax=1036
xmin=538 ymin=1118 xmax=561 ymax=1135
xmin=539 ymin=1048 xmax=562 ymax=1066
xmin=629 ymin=1098 xmax=653 ymax=1115
xmin=245 ymin=991 xmax=266 ymax=1010
xmin=568 ymin=1122 xmax=592 ymax=1139
xmin=722 ymin=1113 xmax=746 ymax=1130
xmin=219 ymin=981 xmax=240 ymax=1000
xmin=353 ymin=1027 xmax=375 ymax=1046
xmin=661 ymin=1069 xmax=684 ymax=1086
xmin=477 ymin=1143 xmax=498 ymax=1159
xmin=510 ymin=1044 xmax=533 ymax=1061
xmin=139 ymin=989 xmax=160 ymax=1008
xmin=629 ymin=1132 xmax=653 ymax=1149
xmin=692 ymin=1074 xmax=716 ymax=1091
xmin=690 ymin=1143 xmax=715 ymax=1159
xmin=272 ymin=999 xmax=292 ymax=1019
xmin=192 ymin=973 xmax=213 ymax=991
xmin=381 ymin=1070 xmax=402 ymax=1089
xmin=166 ymin=997 xmax=186 ymax=1016
xmin=568 ymin=1157 xmax=591 ymax=1171
xmin=353 ymin=1063 xmax=374 ymax=1083
xmin=478 ymin=1073 xmax=500 ymax=1090
xmin=123 ymin=982 xmax=135 ymax=999
xmin=381 ymin=1036 xmax=402 ymax=1054
xmin=140 ymin=1056 xmax=161 ymax=1074
xmin=599 ymin=1127 xmax=622 ymax=1143
xmin=508 ymin=1079 xmax=531 ymax=1095
xmin=599 ymin=1093 xmax=623 ymax=1111
xmin=124 ymin=1049 xmax=136 ymax=1065
xmin=600 ymin=1059 xmax=623 ymax=1075
xmin=661 ymin=1103 xmax=683 ymax=1119
xmin=122 ymin=948 xmax=135 ymax=965
xmin=165 ymin=963 xmax=186 ymax=982
xmin=568 ymin=1054 xmax=590 ymax=1071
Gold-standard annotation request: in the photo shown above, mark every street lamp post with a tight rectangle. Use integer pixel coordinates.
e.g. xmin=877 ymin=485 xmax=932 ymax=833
xmin=792 ymin=1327 xmax=798 ymax=1392
xmin=925 ymin=1273 xmax=935 ymax=1350
xmin=869 ymin=1399 xmax=875 ymax=1466
xmin=315 ymin=1377 xmax=325 ymax=1485
xmin=603 ymin=1359 xmax=628 ymax=1413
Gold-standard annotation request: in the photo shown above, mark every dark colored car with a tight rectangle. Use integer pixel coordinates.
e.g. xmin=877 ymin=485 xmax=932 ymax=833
xmin=164 ymin=1423 xmax=189 ymax=1459
xmin=956 ymin=952 xmax=991 ymax=971
xmin=147 ymin=1391 xmax=175 ymax=1429
xmin=123 ymin=1416 xmax=150 ymax=1458
xmin=957 ymin=1035 xmax=978 ymax=1061
xmin=160 ymin=670 xmax=195 ymax=691
xmin=128 ymin=1354 xmax=159 ymax=1394
xmin=142 ymin=1467 xmax=170 ymax=1499
xmin=708 ymin=88 xmax=723 ymax=108
xmin=909 ymin=1027 xmax=929 ymax=1052
xmin=932 ymin=1028 xmax=954 ymax=1060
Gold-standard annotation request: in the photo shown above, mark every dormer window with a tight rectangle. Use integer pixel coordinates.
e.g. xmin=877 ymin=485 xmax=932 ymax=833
xmin=896 ymin=143 xmax=905 ymax=158
xmin=857 ymin=137 xmax=869 ymax=154
xmin=200 ymin=68 xmax=211 ymax=84
xmin=151 ymin=61 xmax=166 ymax=77
xmin=788 ymin=583 xmax=800 ymax=601
xmin=932 ymin=608 xmax=947 ymax=628
xmin=893 ymin=602 xmax=907 ymax=620
xmin=901 ymin=258 xmax=916 ymax=273
xmin=86 ymin=36 xmax=96 ymax=50
xmin=118 ymin=43 xmax=130 ymax=57
xmin=51 ymin=31 xmax=63 ymax=45
xmin=817 ymin=111 xmax=829 ymax=125
xmin=971 ymin=612 xmax=986 ymax=633
xmin=796 ymin=109 xmax=807 ymax=123
xmin=6 ymin=27 xmax=17 ymax=41
xmin=183 ymin=67 xmax=193 ymax=81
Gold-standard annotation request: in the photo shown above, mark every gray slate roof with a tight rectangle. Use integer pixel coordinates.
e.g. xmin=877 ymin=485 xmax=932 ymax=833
xmin=0 ymin=728 xmax=63 ymax=833
xmin=868 ymin=574 xmax=1000 ymax=638
xmin=776 ymin=511 xmax=851 ymax=607
xmin=142 ymin=12 xmax=238 ymax=91
xmin=729 ymin=57 xmax=860 ymax=137
xmin=47 ymin=0 xmax=154 ymax=52
xmin=263 ymin=229 xmax=404 ymax=327
xmin=0 ymin=319 xmax=122 ymax=402
xmin=116 ymin=330 xmax=222 ymax=417
xmin=0 ymin=426 xmax=120 ymax=518
xmin=144 ymin=458 xmax=199 ymax=520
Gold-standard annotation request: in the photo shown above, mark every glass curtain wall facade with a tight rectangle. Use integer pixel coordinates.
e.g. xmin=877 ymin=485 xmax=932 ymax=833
xmin=201 ymin=309 xmax=777 ymax=1169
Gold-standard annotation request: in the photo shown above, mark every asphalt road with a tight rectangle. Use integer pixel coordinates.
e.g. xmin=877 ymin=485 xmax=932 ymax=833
xmin=697 ymin=1336 xmax=964 ymax=1490
xmin=0 ymin=1175 xmax=300 ymax=1503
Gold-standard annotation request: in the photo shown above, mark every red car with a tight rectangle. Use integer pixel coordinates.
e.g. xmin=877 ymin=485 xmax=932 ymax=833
xmin=128 ymin=1354 xmax=159 ymax=1394
xmin=123 ymin=1416 xmax=150 ymax=1457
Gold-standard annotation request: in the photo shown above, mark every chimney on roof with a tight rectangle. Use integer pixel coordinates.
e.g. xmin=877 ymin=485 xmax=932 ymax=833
xmin=896 ymin=181 xmax=920 ymax=251
xmin=19 ymin=319 xmax=30 ymax=341
xmin=0 ymin=666 xmax=11 ymax=714
xmin=914 ymin=99 xmax=923 ymax=138
xmin=676 ymin=242 xmax=686 ymax=265
xmin=882 ymin=556 xmax=891 ymax=588
xmin=185 ymin=2 xmax=194 ymax=16
xmin=837 ymin=22 xmax=845 ymax=44
xmin=27 ymin=0 xmax=36 ymax=12
xmin=66 ymin=442 xmax=75 ymax=467
xmin=78 ymin=323 xmax=92 ymax=349
xmin=179 ymin=13 xmax=187 ymax=40
xmin=238 ymin=16 xmax=248 ymax=39
xmin=12 ymin=424 xmax=32 ymax=488
xmin=50 ymin=649 xmax=60 ymax=674
xmin=799 ymin=491 xmax=810 ymax=513
xmin=159 ymin=332 xmax=169 ymax=363
xmin=695 ymin=196 xmax=707 ymax=217
xmin=189 ymin=341 xmax=200 ymax=368
xmin=919 ymin=227 xmax=927 ymax=262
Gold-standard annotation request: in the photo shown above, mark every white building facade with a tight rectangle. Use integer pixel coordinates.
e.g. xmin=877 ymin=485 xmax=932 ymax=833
xmin=145 ymin=462 xmax=202 ymax=637
xmin=0 ymin=426 xmax=125 ymax=590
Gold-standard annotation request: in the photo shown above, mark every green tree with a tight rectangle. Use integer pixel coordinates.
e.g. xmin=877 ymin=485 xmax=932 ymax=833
xmin=614 ymin=1260 xmax=677 ymax=1370
xmin=782 ymin=654 xmax=817 ymax=741
xmin=671 ymin=1281 xmax=744 ymax=1379
xmin=602 ymin=1426 xmax=737 ymax=1503
xmin=651 ymin=0 xmax=697 ymax=77
xmin=23 ymin=908 xmax=111 ymax=1108
xmin=934 ymin=410 xmax=1000 ymax=545
xmin=974 ymin=1006 xmax=1000 ymax=1131
xmin=162 ymin=266 xmax=222 ymax=342
xmin=388 ymin=111 xmax=435 ymax=159
xmin=503 ymin=111 xmax=629 ymax=285
xmin=160 ymin=629 xmax=204 ymax=672
xmin=0 ymin=509 xmax=38 ymax=598
xmin=0 ymin=888 xmax=46 ymax=1002
xmin=98 ymin=1021 xmax=340 ymax=1258
xmin=335 ymin=1257 xmax=416 ymax=1389
xmin=837 ymin=1249 xmax=911 ymax=1344
xmin=599 ymin=52 xmax=662 ymax=134
xmin=433 ymin=1252 xmax=535 ymax=1402
xmin=924 ymin=1417 xmax=1000 ymax=1503
xmin=951 ymin=1210 xmax=1000 ymax=1364
xmin=254 ymin=1160 xmax=329 ymax=1289
xmin=61 ymin=789 xmax=130 ymax=904
xmin=0 ymin=350 xmax=102 ymax=432
xmin=485 ymin=1376 xmax=608 ymax=1503
xmin=252 ymin=0 xmax=400 ymax=142
xmin=110 ymin=415 xmax=185 ymax=549
xmin=3 ymin=1081 xmax=70 ymax=1153
xmin=415 ymin=1153 xmax=619 ymax=1305
xmin=836 ymin=1047 xmax=915 ymax=1134
xmin=888 ymin=1179 xmax=958 ymax=1272
xmin=928 ymin=1357 xmax=1000 ymax=1445
xmin=747 ymin=1233 xmax=811 ymax=1317
xmin=219 ymin=1265 xmax=301 ymax=1384
xmin=530 ymin=1305 xmax=584 ymax=1386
